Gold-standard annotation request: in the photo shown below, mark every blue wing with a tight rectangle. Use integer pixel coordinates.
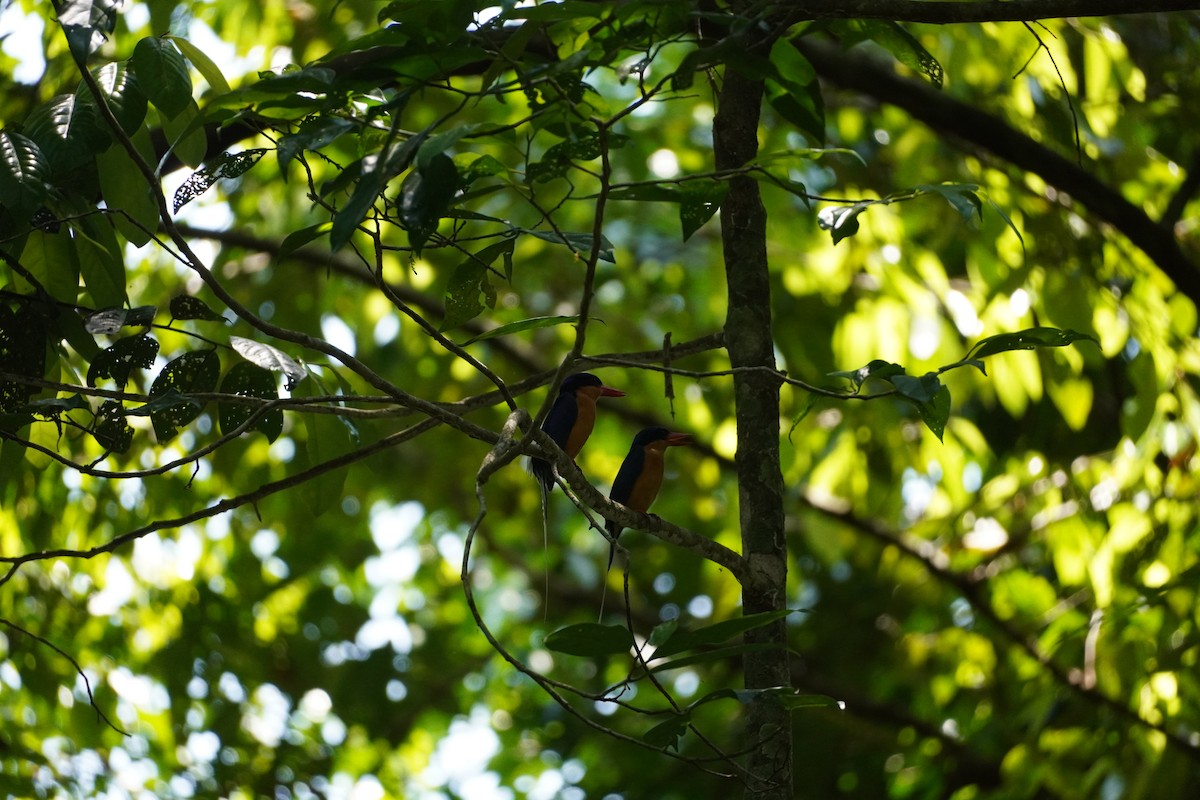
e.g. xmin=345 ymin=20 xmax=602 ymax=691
xmin=531 ymin=393 xmax=579 ymax=490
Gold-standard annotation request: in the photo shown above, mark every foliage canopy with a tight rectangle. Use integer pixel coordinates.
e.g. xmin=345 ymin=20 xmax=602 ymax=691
xmin=1 ymin=1 xmax=1199 ymax=798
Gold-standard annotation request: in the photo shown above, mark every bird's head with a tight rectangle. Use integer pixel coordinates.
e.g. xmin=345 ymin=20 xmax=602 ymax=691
xmin=561 ymin=372 xmax=625 ymax=400
xmin=633 ymin=426 xmax=691 ymax=452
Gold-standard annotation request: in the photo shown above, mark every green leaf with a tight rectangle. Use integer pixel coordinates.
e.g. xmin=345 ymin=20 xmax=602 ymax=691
xmin=83 ymin=61 xmax=147 ymax=134
xmin=734 ymin=687 xmax=844 ymax=711
xmin=917 ymin=183 xmax=982 ymax=225
xmin=642 ymin=716 xmax=689 ymax=750
xmin=160 ymin=101 xmax=207 ymax=168
xmin=458 ymin=316 xmax=580 ymax=346
xmin=833 ymin=20 xmax=943 ymax=88
xmin=0 ymin=132 xmax=50 ymax=220
xmin=829 ymin=359 xmax=905 ymax=390
xmin=968 ymin=327 xmax=1099 ymax=360
xmin=762 ymin=39 xmax=825 ymax=143
xmin=86 ymin=333 xmax=159 ymax=389
xmin=522 ymin=229 xmax=616 ymax=263
xmin=652 ymin=609 xmax=796 ymax=660
xmin=544 ymin=623 xmax=635 ymax=657
xmin=650 ymin=642 xmax=783 ymax=674
xmin=173 ymin=149 xmax=267 ymax=212
xmin=132 ymin=37 xmax=193 ymax=119
xmin=148 ymin=350 xmax=220 ymax=442
xmin=276 ymin=118 xmax=356 ymax=177
xmin=296 ymin=378 xmax=354 ymax=517
xmin=166 ymin=34 xmax=232 ymax=94
xmin=218 ymin=362 xmax=282 ymax=442
xmin=439 ymin=238 xmax=516 ymax=332
xmin=891 ymin=372 xmax=942 ymax=404
xmin=57 ymin=0 xmax=120 ymax=65
xmin=277 ymin=223 xmax=333 ymax=260
xmin=97 ymin=128 xmax=159 ymax=247
xmin=23 ymin=93 xmax=111 ymax=173
xmin=169 ymin=295 xmax=225 ymax=322
xmin=73 ymin=214 xmax=127 ymax=309
xmin=230 ymin=336 xmax=307 ymax=387
xmin=398 ymin=151 xmax=460 ymax=254
xmin=19 ymin=229 xmax=78 ymax=303
xmin=907 ymin=382 xmax=951 ymax=442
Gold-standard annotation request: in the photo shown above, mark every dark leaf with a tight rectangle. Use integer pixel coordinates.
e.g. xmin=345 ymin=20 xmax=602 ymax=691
xmin=173 ymin=149 xmax=267 ymax=212
xmin=277 ymin=118 xmax=357 ymax=176
xmin=57 ymin=0 xmax=120 ymax=65
xmin=816 ymin=203 xmax=866 ymax=245
xmin=0 ymin=132 xmax=49 ymax=219
xmin=679 ymin=180 xmax=728 ymax=241
xmin=891 ymin=372 xmax=942 ymax=404
xmin=23 ymin=93 xmax=111 ymax=172
xmin=148 ymin=350 xmax=220 ymax=442
xmin=170 ymin=295 xmax=226 ymax=322
xmin=522 ymin=229 xmax=616 ymax=263
xmin=86 ymin=333 xmax=159 ymax=388
xmin=828 ymin=359 xmax=905 ymax=390
xmin=397 ymin=152 xmax=460 ymax=254
xmin=651 ymin=609 xmax=796 ymax=660
xmin=642 ymin=716 xmax=689 ymax=750
xmin=0 ymin=303 xmax=49 ymax=412
xmin=544 ymin=623 xmax=635 ymax=657
xmin=92 ymin=399 xmax=132 ymax=452
xmin=83 ymin=61 xmax=147 ymax=134
xmin=968 ymin=327 xmax=1099 ymax=360
xmin=458 ymin=316 xmax=580 ymax=346
xmin=439 ymin=238 xmax=516 ymax=332
xmin=218 ymin=362 xmax=282 ymax=442
xmin=131 ymin=36 xmax=193 ymax=119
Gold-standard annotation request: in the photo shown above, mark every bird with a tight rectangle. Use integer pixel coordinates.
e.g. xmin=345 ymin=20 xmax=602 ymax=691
xmin=605 ymin=426 xmax=691 ymax=570
xmin=530 ymin=372 xmax=624 ymax=492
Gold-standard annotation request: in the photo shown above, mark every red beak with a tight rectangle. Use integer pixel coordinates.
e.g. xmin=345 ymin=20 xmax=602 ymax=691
xmin=599 ymin=386 xmax=625 ymax=397
xmin=665 ymin=432 xmax=691 ymax=446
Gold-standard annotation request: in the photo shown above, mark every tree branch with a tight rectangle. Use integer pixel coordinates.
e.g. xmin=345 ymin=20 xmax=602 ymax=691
xmin=797 ymin=37 xmax=1200 ymax=306
xmin=781 ymin=0 xmax=1200 ymax=24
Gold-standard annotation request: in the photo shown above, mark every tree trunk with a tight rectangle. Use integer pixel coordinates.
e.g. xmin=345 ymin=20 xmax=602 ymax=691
xmin=714 ymin=67 xmax=793 ymax=798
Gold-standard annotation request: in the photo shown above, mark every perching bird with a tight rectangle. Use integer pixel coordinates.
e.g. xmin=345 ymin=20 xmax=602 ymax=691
xmin=530 ymin=372 xmax=625 ymax=492
xmin=605 ymin=427 xmax=691 ymax=569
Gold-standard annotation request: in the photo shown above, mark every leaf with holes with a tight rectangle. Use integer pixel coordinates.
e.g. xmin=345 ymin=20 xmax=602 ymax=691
xmin=0 ymin=304 xmax=49 ymax=413
xmin=148 ymin=350 xmax=219 ymax=442
xmin=173 ymin=149 xmax=267 ymax=212
xmin=92 ymin=399 xmax=132 ymax=452
xmin=86 ymin=333 xmax=158 ymax=389
xmin=230 ymin=336 xmax=307 ymax=388
xmin=169 ymin=295 xmax=225 ymax=322
xmin=440 ymin=238 xmax=515 ymax=332
xmin=219 ymin=362 xmax=282 ymax=442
